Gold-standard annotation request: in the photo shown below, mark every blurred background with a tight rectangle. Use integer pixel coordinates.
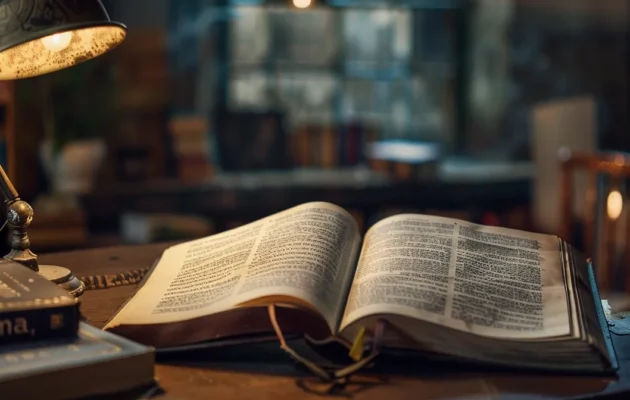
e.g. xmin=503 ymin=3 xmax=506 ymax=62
xmin=0 ymin=0 xmax=627 ymax=286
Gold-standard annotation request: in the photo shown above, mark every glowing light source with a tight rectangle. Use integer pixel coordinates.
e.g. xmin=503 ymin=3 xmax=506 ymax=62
xmin=607 ymin=190 xmax=623 ymax=221
xmin=0 ymin=26 xmax=125 ymax=80
xmin=293 ymin=0 xmax=312 ymax=9
xmin=41 ymin=32 xmax=73 ymax=52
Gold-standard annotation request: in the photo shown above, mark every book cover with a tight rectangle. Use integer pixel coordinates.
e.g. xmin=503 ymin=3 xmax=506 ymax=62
xmin=0 ymin=259 xmax=80 ymax=345
xmin=0 ymin=322 xmax=155 ymax=399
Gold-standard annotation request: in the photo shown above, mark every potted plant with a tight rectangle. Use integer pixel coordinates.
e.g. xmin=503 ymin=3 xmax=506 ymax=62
xmin=36 ymin=58 xmax=118 ymax=195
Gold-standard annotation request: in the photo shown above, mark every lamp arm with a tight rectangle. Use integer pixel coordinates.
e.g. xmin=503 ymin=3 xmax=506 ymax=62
xmin=0 ymin=164 xmax=19 ymax=201
xmin=0 ymin=164 xmax=38 ymax=272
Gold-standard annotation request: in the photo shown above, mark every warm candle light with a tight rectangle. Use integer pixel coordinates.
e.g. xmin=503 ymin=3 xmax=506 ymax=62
xmin=41 ymin=32 xmax=73 ymax=52
xmin=293 ymin=0 xmax=312 ymax=8
xmin=607 ymin=190 xmax=623 ymax=221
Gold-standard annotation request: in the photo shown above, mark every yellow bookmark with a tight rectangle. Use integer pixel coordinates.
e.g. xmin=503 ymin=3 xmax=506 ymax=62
xmin=349 ymin=326 xmax=366 ymax=361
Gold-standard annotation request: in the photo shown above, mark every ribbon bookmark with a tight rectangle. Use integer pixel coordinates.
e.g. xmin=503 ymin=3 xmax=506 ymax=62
xmin=349 ymin=326 xmax=366 ymax=361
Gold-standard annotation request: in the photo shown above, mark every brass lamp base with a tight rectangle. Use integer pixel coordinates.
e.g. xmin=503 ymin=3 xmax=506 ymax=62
xmin=38 ymin=264 xmax=86 ymax=298
xmin=0 ymin=166 xmax=86 ymax=298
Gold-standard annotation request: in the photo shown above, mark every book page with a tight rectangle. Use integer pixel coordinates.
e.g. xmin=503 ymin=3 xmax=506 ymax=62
xmin=339 ymin=214 xmax=571 ymax=340
xmin=105 ymin=202 xmax=360 ymax=332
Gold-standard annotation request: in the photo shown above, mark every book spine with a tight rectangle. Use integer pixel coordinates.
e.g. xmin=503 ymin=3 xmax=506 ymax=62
xmin=297 ymin=127 xmax=310 ymax=167
xmin=338 ymin=125 xmax=347 ymax=166
xmin=321 ymin=126 xmax=336 ymax=169
xmin=347 ymin=123 xmax=363 ymax=166
xmin=0 ymin=304 xmax=80 ymax=345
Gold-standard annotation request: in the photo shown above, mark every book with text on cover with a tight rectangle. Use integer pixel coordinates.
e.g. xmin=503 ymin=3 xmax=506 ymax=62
xmin=0 ymin=259 xmax=80 ymax=345
xmin=104 ymin=202 xmax=616 ymax=373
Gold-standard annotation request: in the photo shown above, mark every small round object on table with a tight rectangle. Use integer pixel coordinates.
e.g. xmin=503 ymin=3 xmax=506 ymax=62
xmin=38 ymin=264 xmax=86 ymax=297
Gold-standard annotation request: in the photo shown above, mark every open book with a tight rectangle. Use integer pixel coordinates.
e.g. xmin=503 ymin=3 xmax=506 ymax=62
xmin=104 ymin=202 xmax=616 ymax=372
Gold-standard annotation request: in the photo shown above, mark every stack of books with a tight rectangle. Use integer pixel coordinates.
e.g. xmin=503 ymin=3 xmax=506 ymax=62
xmin=0 ymin=259 xmax=155 ymax=399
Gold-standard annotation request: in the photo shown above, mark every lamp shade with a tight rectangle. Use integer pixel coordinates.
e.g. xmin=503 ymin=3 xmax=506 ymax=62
xmin=0 ymin=0 xmax=126 ymax=80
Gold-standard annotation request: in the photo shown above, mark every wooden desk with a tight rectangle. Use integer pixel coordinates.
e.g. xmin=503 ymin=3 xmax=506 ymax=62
xmin=39 ymin=243 xmax=630 ymax=400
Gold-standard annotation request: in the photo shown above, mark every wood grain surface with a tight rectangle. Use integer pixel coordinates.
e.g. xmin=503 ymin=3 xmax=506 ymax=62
xmin=38 ymin=242 xmax=629 ymax=400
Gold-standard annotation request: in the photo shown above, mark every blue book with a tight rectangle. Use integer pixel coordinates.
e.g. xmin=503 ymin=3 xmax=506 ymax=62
xmin=0 ymin=260 xmax=80 ymax=345
xmin=0 ymin=322 xmax=155 ymax=399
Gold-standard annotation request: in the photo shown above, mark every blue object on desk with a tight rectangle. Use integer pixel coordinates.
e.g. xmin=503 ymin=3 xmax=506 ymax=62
xmin=589 ymin=261 xmax=620 ymax=370
xmin=609 ymin=319 xmax=630 ymax=336
xmin=0 ymin=323 xmax=155 ymax=398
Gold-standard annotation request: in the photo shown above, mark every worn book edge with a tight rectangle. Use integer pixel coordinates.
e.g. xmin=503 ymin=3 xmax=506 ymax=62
xmin=103 ymin=255 xmax=163 ymax=330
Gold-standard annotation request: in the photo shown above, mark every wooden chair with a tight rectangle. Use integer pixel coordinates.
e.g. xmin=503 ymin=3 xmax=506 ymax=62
xmin=559 ymin=148 xmax=630 ymax=292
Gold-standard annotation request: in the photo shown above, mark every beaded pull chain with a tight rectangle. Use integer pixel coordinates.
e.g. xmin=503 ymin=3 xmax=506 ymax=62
xmin=79 ymin=268 xmax=149 ymax=290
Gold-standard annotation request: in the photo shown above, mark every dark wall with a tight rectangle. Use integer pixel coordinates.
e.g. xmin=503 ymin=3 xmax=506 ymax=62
xmin=466 ymin=3 xmax=629 ymax=157
xmin=106 ymin=0 xmax=168 ymax=30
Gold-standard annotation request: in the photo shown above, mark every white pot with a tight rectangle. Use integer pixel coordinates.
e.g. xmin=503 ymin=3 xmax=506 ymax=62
xmin=39 ymin=138 xmax=107 ymax=195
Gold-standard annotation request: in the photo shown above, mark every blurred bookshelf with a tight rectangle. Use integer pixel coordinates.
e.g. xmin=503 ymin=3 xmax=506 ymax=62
xmin=81 ymin=159 xmax=535 ymax=244
xmin=166 ymin=0 xmax=468 ymax=179
xmin=160 ymin=0 xmax=629 ymax=172
xmin=78 ymin=0 xmax=628 ymax=247
xmin=79 ymin=0 xmax=541 ymax=245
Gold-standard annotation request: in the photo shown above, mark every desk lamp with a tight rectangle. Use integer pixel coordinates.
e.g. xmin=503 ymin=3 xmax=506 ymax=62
xmin=0 ymin=0 xmax=126 ymax=297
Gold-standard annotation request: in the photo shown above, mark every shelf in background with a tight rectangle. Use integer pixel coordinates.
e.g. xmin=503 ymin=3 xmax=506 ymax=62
xmin=80 ymin=159 xmax=534 ymax=236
